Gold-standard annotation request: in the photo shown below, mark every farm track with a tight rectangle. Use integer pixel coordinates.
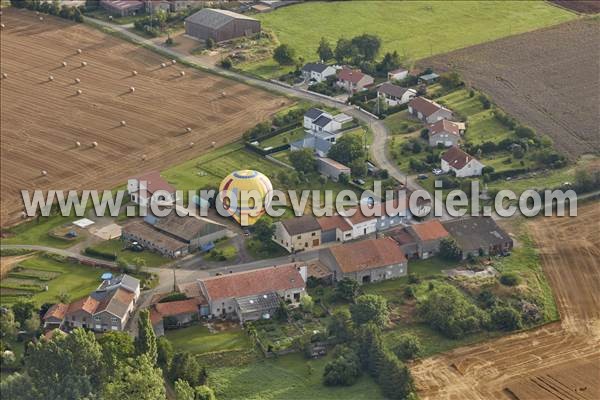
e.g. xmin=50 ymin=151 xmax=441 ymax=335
xmin=420 ymin=18 xmax=600 ymax=159
xmin=0 ymin=9 xmax=291 ymax=226
xmin=411 ymin=202 xmax=600 ymax=399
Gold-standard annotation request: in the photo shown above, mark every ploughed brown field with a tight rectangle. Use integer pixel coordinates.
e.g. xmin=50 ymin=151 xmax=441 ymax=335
xmin=420 ymin=18 xmax=600 ymax=159
xmin=0 ymin=9 xmax=290 ymax=226
xmin=411 ymin=202 xmax=600 ymax=400
xmin=550 ymin=1 xmax=600 ymax=14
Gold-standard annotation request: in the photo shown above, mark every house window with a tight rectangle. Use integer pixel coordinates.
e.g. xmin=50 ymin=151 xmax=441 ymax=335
xmin=312 ymin=232 xmax=316 ymax=236
xmin=94 ymin=316 xmax=101 ymax=322
xmin=111 ymin=317 xmax=118 ymax=324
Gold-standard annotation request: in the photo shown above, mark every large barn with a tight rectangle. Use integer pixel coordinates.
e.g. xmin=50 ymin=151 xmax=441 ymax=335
xmin=184 ymin=8 xmax=261 ymax=42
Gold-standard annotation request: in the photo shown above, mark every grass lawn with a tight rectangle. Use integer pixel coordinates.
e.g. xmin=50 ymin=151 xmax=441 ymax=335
xmin=1 ymin=215 xmax=83 ymax=249
xmin=244 ymin=1 xmax=575 ymax=77
xmin=259 ymin=126 xmax=306 ymax=148
xmin=246 ymin=238 xmax=288 ymax=260
xmin=166 ymin=324 xmax=252 ymax=355
xmin=206 ymin=239 xmax=238 ymax=261
xmin=0 ymin=255 xmax=108 ymax=306
xmin=383 ymin=110 xmax=422 ymax=135
xmin=208 ymin=352 xmax=382 ymax=400
xmin=86 ymin=239 xmax=170 ymax=268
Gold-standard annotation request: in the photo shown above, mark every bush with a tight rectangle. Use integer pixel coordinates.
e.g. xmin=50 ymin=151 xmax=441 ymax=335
xmin=491 ymin=306 xmax=523 ymax=331
xmin=439 ymin=238 xmax=462 ymax=261
xmin=350 ymin=295 xmax=389 ymax=327
xmin=499 ymin=272 xmax=521 ymax=287
xmin=478 ymin=94 xmax=491 ymax=109
xmin=323 ymin=352 xmax=361 ymax=386
xmin=392 ymin=333 xmax=422 ymax=361
xmin=515 ymin=125 xmax=535 ymax=139
xmin=403 ymin=286 xmax=415 ymax=299
xmin=220 ymin=57 xmax=233 ymax=69
xmin=84 ymin=247 xmax=116 ymax=261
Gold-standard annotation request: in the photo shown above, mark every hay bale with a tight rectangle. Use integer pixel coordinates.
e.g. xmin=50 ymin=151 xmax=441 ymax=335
xmin=75 ymin=141 xmax=81 ymax=147
xmin=221 ymin=91 xmax=226 ymax=97
xmin=211 ymin=141 xmax=216 ymax=147
xmin=92 ymin=141 xmax=98 ymax=148
xmin=62 ymin=61 xmax=67 ymax=67
xmin=180 ymin=71 xmax=186 ymax=77
xmin=161 ymin=63 xmax=167 ymax=68
xmin=81 ymin=61 xmax=87 ymax=67
xmin=171 ymin=60 xmax=177 ymax=65
xmin=189 ymin=142 xmax=195 ymax=148
xmin=120 ymin=120 xmax=126 ymax=127
xmin=76 ymin=89 xmax=83 ymax=95
xmin=2 ymin=73 xmax=7 ymax=79
xmin=0 ymin=23 xmax=5 ymax=29
xmin=141 ymin=154 xmax=147 ymax=161
xmin=48 ymin=75 xmax=54 ymax=82
xmin=74 ymin=78 xmax=81 ymax=84
xmin=132 ymin=70 xmax=138 ymax=76
xmin=129 ymin=86 xmax=135 ymax=93
xmin=39 ymin=16 xmax=44 ymax=21
xmin=185 ymin=127 xmax=192 ymax=133
xmin=76 ymin=49 xmax=82 ymax=54
xmin=41 ymin=170 xmax=47 ymax=176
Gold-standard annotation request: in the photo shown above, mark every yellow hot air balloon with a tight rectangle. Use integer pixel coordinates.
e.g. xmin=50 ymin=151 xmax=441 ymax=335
xmin=218 ymin=170 xmax=273 ymax=226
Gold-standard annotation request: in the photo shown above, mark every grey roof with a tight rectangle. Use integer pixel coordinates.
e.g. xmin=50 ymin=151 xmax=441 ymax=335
xmin=185 ymin=8 xmax=257 ymax=30
xmin=442 ymin=217 xmax=512 ymax=252
xmin=378 ymin=83 xmax=411 ymax=98
xmin=305 ymin=108 xmax=324 ymax=120
xmin=235 ymin=292 xmax=280 ymax=315
xmin=94 ymin=287 xmax=135 ymax=319
xmin=97 ymin=274 xmax=140 ymax=293
xmin=313 ymin=115 xmax=332 ymax=128
xmin=291 ymin=135 xmax=332 ymax=155
xmin=419 ymin=73 xmax=440 ymax=81
xmin=281 ymin=215 xmax=321 ymax=236
xmin=302 ymin=63 xmax=330 ymax=74
xmin=154 ymin=213 xmax=227 ymax=242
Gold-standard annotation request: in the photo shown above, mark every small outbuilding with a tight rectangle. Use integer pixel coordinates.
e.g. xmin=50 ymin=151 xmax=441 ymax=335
xmin=185 ymin=8 xmax=260 ymax=42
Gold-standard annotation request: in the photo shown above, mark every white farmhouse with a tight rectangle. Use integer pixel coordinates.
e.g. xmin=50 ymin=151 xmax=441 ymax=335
xmin=441 ymin=146 xmax=484 ymax=177
xmin=301 ymin=63 xmax=337 ymax=84
xmin=377 ymin=83 xmax=417 ymax=106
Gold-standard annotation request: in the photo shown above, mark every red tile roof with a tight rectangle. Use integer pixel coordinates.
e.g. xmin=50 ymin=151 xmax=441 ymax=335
xmin=338 ymin=67 xmax=368 ymax=84
xmin=200 ymin=264 xmax=305 ymax=301
xmin=441 ymin=146 xmax=478 ymax=170
xmin=154 ymin=299 xmax=199 ymax=317
xmin=131 ymin=171 xmax=175 ymax=195
xmin=66 ymin=296 xmax=100 ymax=316
xmin=317 ymin=215 xmax=352 ymax=232
xmin=409 ymin=97 xmax=450 ymax=117
xmin=409 ymin=220 xmax=449 ymax=242
xmin=43 ymin=303 xmax=68 ymax=321
xmin=428 ymin=119 xmax=461 ymax=136
xmin=328 ymin=238 xmax=407 ymax=273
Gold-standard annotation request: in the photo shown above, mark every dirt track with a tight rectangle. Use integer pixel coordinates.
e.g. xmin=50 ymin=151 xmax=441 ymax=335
xmin=0 ymin=9 xmax=290 ymax=226
xmin=411 ymin=202 xmax=600 ymax=400
xmin=420 ymin=18 xmax=600 ymax=158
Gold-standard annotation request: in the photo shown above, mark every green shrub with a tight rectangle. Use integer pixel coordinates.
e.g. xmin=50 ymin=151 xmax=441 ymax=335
xmin=499 ymin=272 xmax=521 ymax=286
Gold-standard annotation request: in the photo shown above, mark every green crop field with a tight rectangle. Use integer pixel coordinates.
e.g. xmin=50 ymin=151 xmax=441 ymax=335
xmin=246 ymin=0 xmax=576 ymax=77
xmin=167 ymin=324 xmax=253 ymax=355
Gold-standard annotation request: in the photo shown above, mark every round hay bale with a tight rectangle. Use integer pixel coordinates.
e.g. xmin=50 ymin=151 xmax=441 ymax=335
xmin=171 ymin=60 xmax=177 ymax=65
xmin=48 ymin=75 xmax=54 ymax=82
xmin=189 ymin=142 xmax=195 ymax=148
xmin=129 ymin=86 xmax=135 ymax=93
xmin=141 ymin=154 xmax=147 ymax=161
xmin=185 ymin=127 xmax=192 ymax=133
xmin=161 ymin=63 xmax=167 ymax=68
xmin=76 ymin=48 xmax=82 ymax=54
xmin=62 ymin=61 xmax=67 ymax=67
xmin=41 ymin=170 xmax=47 ymax=176
xmin=75 ymin=141 xmax=81 ymax=147
xmin=211 ymin=141 xmax=216 ymax=147
xmin=39 ymin=16 xmax=44 ymax=21
xmin=0 ymin=23 xmax=5 ymax=29
xmin=92 ymin=141 xmax=98 ymax=148
xmin=221 ymin=91 xmax=226 ymax=97
xmin=180 ymin=71 xmax=186 ymax=77
xmin=2 ymin=73 xmax=7 ymax=79
xmin=81 ymin=61 xmax=87 ymax=67
xmin=76 ymin=89 xmax=83 ymax=95
xmin=120 ymin=120 xmax=127 ymax=127
xmin=132 ymin=70 xmax=138 ymax=76
xmin=74 ymin=78 xmax=81 ymax=84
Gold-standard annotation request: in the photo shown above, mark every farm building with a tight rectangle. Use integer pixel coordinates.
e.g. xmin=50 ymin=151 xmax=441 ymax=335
xmin=184 ymin=8 xmax=260 ymax=42
xmin=406 ymin=219 xmax=450 ymax=259
xmin=336 ymin=67 xmax=374 ymax=93
xmin=320 ymin=238 xmax=408 ymax=284
xmin=150 ymin=298 xmax=201 ymax=336
xmin=388 ymin=67 xmax=409 ymax=81
xmin=377 ymin=83 xmax=416 ymax=106
xmin=428 ymin=119 xmax=464 ymax=147
xmin=290 ymin=135 xmax=332 ymax=158
xmin=317 ymin=214 xmax=353 ymax=243
xmin=317 ymin=157 xmax=351 ymax=182
xmin=301 ymin=63 xmax=337 ymax=84
xmin=145 ymin=0 xmax=203 ymax=13
xmin=42 ymin=303 xmax=68 ymax=329
xmin=146 ymin=213 xmax=230 ymax=252
xmin=234 ymin=292 xmax=280 ymax=324
xmin=419 ymin=73 xmax=440 ymax=84
xmin=441 ymin=146 xmax=484 ymax=177
xmin=100 ymin=0 xmax=144 ymax=16
xmin=408 ymin=97 xmax=453 ymax=124
xmin=442 ymin=217 xmax=513 ymax=259
xmin=127 ymin=171 xmax=176 ymax=208
xmin=121 ymin=220 xmax=189 ymax=258
xmin=273 ymin=215 xmax=322 ymax=253
xmin=197 ymin=264 xmax=307 ymax=321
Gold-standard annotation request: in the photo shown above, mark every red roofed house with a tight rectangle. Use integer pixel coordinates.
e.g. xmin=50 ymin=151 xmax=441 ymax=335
xmin=320 ymin=237 xmax=408 ymax=284
xmin=336 ymin=67 xmax=374 ymax=93
xmin=441 ymin=146 xmax=484 ymax=177
xmin=127 ymin=171 xmax=176 ymax=208
xmin=408 ymin=97 xmax=453 ymax=124
xmin=198 ymin=264 xmax=307 ymax=322
xmin=317 ymin=214 xmax=353 ymax=243
xmin=42 ymin=303 xmax=68 ymax=329
xmin=406 ymin=220 xmax=450 ymax=259
xmin=428 ymin=119 xmax=464 ymax=147
xmin=150 ymin=298 xmax=201 ymax=336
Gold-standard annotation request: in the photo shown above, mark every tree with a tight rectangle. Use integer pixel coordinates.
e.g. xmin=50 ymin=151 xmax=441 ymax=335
xmin=205 ymin=38 xmax=215 ymax=50
xmin=135 ymin=309 xmax=158 ymax=365
xmin=300 ymin=294 xmax=314 ymax=313
xmin=515 ymin=125 xmax=535 ymax=139
xmin=351 ymin=34 xmax=381 ymax=62
xmin=323 ymin=354 xmax=361 ymax=386
xmin=132 ymin=256 xmax=147 ymax=274
xmin=273 ymin=44 xmax=296 ymax=65
xmin=289 ymin=148 xmax=318 ymax=174
xmin=376 ymin=51 xmax=401 ymax=75
xmin=491 ymin=306 xmax=523 ymax=331
xmin=194 ymin=385 xmax=217 ymax=400
xmin=0 ymin=373 xmax=34 ymax=400
xmin=12 ymin=300 xmax=35 ymax=326
xmin=170 ymin=352 xmax=207 ymax=387
xmin=392 ymin=333 xmax=422 ymax=361
xmin=350 ymin=294 xmax=389 ymax=327
xmin=439 ymin=237 xmax=462 ymax=261
xmin=175 ymin=379 xmax=195 ymax=400
xmin=378 ymin=352 xmax=415 ymax=400
xmin=253 ymin=217 xmax=275 ymax=242
xmin=99 ymin=331 xmax=135 ymax=379
xmin=0 ymin=308 xmax=19 ymax=340
xmin=356 ymin=323 xmax=386 ymax=376
xmin=220 ymin=57 xmax=233 ymax=69
xmin=23 ymin=314 xmax=40 ymax=335
xmin=328 ymin=309 xmax=354 ymax=342
xmin=439 ymin=71 xmax=463 ymax=90
xmin=157 ymin=336 xmax=174 ymax=371
xmin=349 ymin=159 xmax=367 ymax=178
xmin=335 ymin=278 xmax=361 ymax=301
xmin=500 ymin=272 xmax=521 ymax=287
xmin=103 ymin=355 xmax=167 ymax=400
xmin=317 ymin=37 xmax=334 ymax=62
xmin=334 ymin=38 xmax=356 ymax=64
xmin=328 ymin=133 xmax=365 ymax=165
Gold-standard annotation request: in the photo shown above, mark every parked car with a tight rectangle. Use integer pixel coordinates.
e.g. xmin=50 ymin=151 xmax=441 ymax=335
xmin=353 ymin=179 xmax=366 ymax=186
xmin=418 ymin=174 xmax=428 ymax=180
xmin=432 ymin=168 xmax=443 ymax=176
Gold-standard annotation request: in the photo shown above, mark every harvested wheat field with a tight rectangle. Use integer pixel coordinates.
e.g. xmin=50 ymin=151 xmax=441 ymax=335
xmin=421 ymin=18 xmax=600 ymax=158
xmin=0 ymin=9 xmax=290 ymax=226
xmin=411 ymin=202 xmax=600 ymax=400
